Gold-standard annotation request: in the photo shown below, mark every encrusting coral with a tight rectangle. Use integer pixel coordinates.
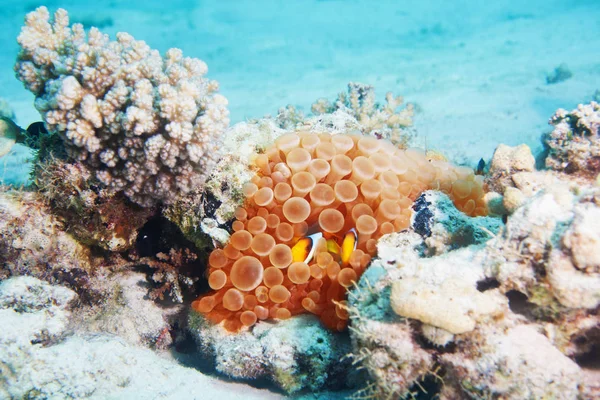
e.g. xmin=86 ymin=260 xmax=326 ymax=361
xmin=34 ymin=158 xmax=154 ymax=251
xmin=192 ymin=131 xmax=487 ymax=332
xmin=15 ymin=7 xmax=229 ymax=206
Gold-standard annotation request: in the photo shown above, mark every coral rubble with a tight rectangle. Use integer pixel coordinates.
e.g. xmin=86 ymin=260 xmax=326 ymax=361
xmin=15 ymin=6 xmax=229 ymax=206
xmin=545 ymin=101 xmax=600 ymax=179
xmin=0 ymin=188 xmax=95 ymax=289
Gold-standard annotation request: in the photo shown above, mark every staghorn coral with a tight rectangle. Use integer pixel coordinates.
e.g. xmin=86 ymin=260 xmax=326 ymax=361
xmin=192 ymin=132 xmax=487 ymax=333
xmin=15 ymin=7 xmax=229 ymax=206
xmin=545 ymin=101 xmax=600 ymax=179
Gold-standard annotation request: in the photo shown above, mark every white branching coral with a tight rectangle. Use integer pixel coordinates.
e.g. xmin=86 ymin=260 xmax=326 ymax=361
xmin=311 ymin=82 xmax=414 ymax=145
xmin=15 ymin=7 xmax=229 ymax=206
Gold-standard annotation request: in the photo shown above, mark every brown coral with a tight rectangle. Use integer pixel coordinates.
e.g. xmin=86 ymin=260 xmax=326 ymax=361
xmin=35 ymin=158 xmax=154 ymax=251
xmin=192 ymin=132 xmax=486 ymax=332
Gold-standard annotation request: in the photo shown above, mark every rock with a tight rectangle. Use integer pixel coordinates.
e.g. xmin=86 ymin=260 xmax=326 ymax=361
xmin=411 ymin=191 xmax=502 ymax=255
xmin=502 ymin=186 xmax=526 ymax=214
xmin=347 ymin=175 xmax=599 ymax=398
xmin=72 ymin=272 xmax=181 ymax=348
xmin=483 ymin=191 xmax=507 ymax=216
xmin=188 ymin=312 xmax=353 ymax=394
xmin=0 ymin=276 xmax=76 ymax=344
xmin=545 ymin=101 xmax=600 ymax=179
xmin=441 ymin=324 xmax=582 ymax=399
xmin=493 ymin=186 xmax=600 ymax=310
xmin=562 ymin=201 xmax=600 ymax=273
xmin=421 ymin=324 xmax=454 ymax=347
xmin=34 ymin=159 xmax=154 ymax=252
xmin=487 ymin=143 xmax=536 ymax=193
xmin=0 ymin=190 xmax=95 ymax=290
xmin=0 ymin=97 xmax=15 ymax=120
xmin=390 ymin=276 xmax=505 ymax=334
xmin=350 ymin=318 xmax=433 ymax=398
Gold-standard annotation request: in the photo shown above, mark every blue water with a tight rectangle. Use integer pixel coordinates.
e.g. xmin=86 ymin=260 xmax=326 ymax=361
xmin=1 ymin=0 xmax=599 ymax=184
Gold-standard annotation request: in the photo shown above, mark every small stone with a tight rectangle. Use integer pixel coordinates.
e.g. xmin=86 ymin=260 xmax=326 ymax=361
xmin=503 ymin=187 xmax=526 ymax=214
xmin=490 ymin=144 xmax=535 ymax=175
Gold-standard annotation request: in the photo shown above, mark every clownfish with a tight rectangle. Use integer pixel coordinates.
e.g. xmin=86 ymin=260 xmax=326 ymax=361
xmin=291 ymin=232 xmax=322 ymax=263
xmin=291 ymin=228 xmax=358 ymax=265
xmin=340 ymin=228 xmax=358 ymax=265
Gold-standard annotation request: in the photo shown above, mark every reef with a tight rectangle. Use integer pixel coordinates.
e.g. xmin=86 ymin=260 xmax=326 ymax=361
xmin=1 ymin=5 xmax=599 ymax=400
xmin=34 ymin=158 xmax=154 ymax=252
xmin=0 ymin=188 xmax=96 ymax=290
xmin=347 ymin=135 xmax=600 ymax=399
xmin=276 ymin=82 xmax=415 ymax=147
xmin=188 ymin=312 xmax=356 ymax=394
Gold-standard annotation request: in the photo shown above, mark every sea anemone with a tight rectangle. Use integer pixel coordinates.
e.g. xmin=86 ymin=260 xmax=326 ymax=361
xmin=192 ymin=132 xmax=486 ymax=332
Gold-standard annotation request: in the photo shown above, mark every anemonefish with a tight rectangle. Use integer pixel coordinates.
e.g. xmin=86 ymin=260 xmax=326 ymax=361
xmin=291 ymin=228 xmax=358 ymax=265
xmin=291 ymin=232 xmax=323 ymax=263
xmin=340 ymin=228 xmax=358 ymax=265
